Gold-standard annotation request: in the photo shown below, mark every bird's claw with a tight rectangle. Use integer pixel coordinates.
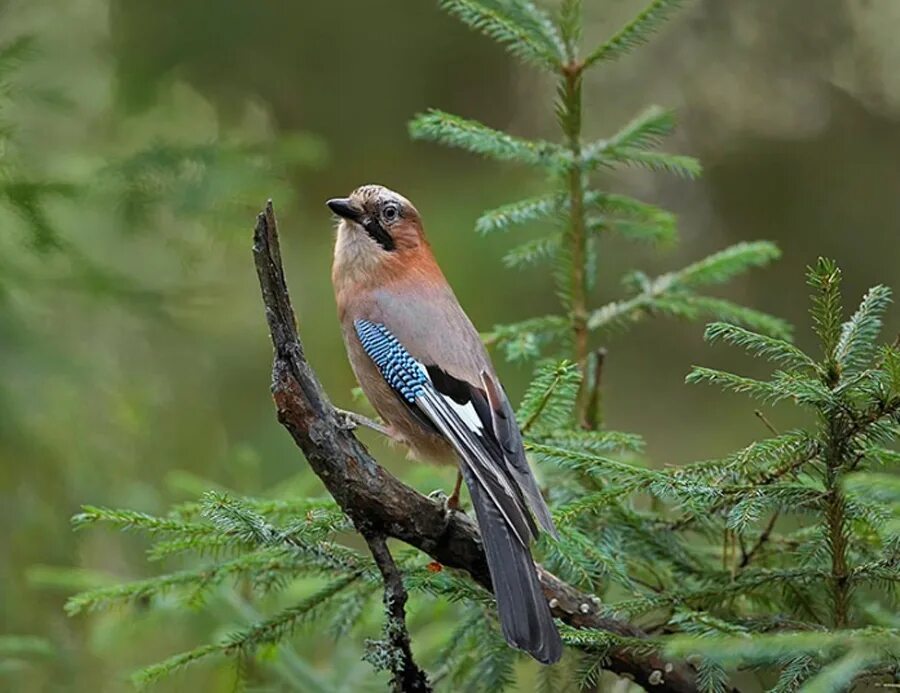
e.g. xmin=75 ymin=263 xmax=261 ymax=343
xmin=334 ymin=408 xmax=391 ymax=437
xmin=429 ymin=489 xmax=465 ymax=521
xmin=335 ymin=412 xmax=357 ymax=431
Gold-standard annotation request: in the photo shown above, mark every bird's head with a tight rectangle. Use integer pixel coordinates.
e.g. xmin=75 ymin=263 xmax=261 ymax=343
xmin=328 ymin=185 xmax=424 ymax=252
xmin=328 ymin=185 xmax=430 ymax=285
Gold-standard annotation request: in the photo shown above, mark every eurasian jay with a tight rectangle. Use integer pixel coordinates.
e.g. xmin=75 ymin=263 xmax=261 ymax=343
xmin=327 ymin=184 xmax=563 ymax=664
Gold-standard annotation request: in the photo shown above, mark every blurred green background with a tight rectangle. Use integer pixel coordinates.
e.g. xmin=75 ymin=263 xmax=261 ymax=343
xmin=1 ymin=0 xmax=899 ymax=690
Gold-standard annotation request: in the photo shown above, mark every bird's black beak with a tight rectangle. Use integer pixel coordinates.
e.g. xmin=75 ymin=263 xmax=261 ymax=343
xmin=326 ymin=197 xmax=362 ymax=222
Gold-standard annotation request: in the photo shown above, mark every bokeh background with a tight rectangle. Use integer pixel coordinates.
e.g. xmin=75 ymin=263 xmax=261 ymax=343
xmin=1 ymin=0 xmax=898 ymax=690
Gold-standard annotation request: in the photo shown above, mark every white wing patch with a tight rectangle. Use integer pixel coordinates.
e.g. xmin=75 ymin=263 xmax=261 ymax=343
xmin=445 ymin=399 xmax=484 ymax=433
xmin=421 ymin=367 xmax=484 ymax=433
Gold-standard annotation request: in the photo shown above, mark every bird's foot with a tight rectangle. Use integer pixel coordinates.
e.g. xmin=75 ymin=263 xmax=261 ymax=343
xmin=334 ymin=409 xmax=390 ymax=437
xmin=429 ymin=488 xmax=465 ymax=518
xmin=427 ymin=489 xmax=448 ymax=503
xmin=335 ymin=410 xmax=357 ymax=431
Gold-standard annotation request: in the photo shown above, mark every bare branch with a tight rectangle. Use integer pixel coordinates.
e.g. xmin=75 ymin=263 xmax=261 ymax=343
xmin=362 ymin=533 xmax=432 ymax=692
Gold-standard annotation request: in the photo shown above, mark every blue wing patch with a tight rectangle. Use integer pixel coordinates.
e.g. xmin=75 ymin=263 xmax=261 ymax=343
xmin=354 ymin=320 xmax=428 ymax=403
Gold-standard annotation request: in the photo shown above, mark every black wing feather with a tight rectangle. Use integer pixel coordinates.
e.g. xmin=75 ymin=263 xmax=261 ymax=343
xmin=480 ymin=371 xmax=558 ymax=538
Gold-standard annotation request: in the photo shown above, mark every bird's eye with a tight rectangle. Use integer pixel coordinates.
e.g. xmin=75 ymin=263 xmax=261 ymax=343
xmin=381 ymin=203 xmax=400 ymax=223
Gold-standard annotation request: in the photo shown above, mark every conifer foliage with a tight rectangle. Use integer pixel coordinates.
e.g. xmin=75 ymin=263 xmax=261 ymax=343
xmin=65 ymin=2 xmax=900 ymax=691
xmin=535 ymin=259 xmax=900 ymax=690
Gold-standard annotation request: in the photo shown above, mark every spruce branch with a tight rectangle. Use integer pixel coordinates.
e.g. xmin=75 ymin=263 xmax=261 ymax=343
xmin=685 ymin=368 xmax=837 ymax=409
xmin=586 ymin=189 xmax=675 ymax=225
xmin=438 ymin=0 xmax=564 ymax=70
xmin=808 ymin=258 xmax=844 ymax=377
xmin=517 ymin=359 xmax=580 ymax=434
xmin=703 ymin=323 xmax=815 ymax=372
xmin=72 ymin=505 xmax=213 ymax=537
xmin=130 ymin=573 xmax=364 ymax=687
xmin=503 ymin=234 xmax=561 ymax=268
xmin=586 ymin=243 xmax=787 ymax=338
xmin=476 ymin=188 xmax=677 ymax=245
xmin=581 ymin=107 xmax=701 ymax=179
xmin=484 ymin=314 xmax=569 ymax=361
xmin=665 ymin=628 xmax=900 ymax=671
xmin=409 ymin=109 xmax=562 ymax=167
xmin=584 ymin=0 xmax=686 ymax=68
xmin=131 ymin=643 xmax=224 ymax=688
xmin=609 ymin=149 xmax=702 ymax=179
xmin=605 ymin=105 xmax=677 ymax=151
xmin=835 ymin=285 xmax=893 ymax=375
xmin=557 ymin=0 xmax=582 ymax=59
xmin=251 ymin=201 xmax=702 ymax=693
xmin=667 ymin=436 xmax=822 ymax=532
xmin=65 ymin=548 xmax=307 ymax=615
xmin=608 ymin=568 xmax=829 ymax=621
xmin=590 ymin=215 xmax=675 ymax=245
xmin=475 ymin=193 xmax=565 ymax=235
xmin=223 ymin=572 xmax=366 ymax=652
xmin=677 ymin=241 xmax=781 ymax=288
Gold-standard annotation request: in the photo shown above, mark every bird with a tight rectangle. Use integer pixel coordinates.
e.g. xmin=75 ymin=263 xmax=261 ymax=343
xmin=327 ymin=184 xmax=563 ymax=664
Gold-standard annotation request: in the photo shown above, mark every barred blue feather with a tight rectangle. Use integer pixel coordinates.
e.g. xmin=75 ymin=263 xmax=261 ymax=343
xmin=354 ymin=319 xmax=428 ymax=403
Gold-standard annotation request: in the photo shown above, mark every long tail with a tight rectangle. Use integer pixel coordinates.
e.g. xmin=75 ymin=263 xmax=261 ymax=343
xmin=462 ymin=466 xmax=563 ymax=664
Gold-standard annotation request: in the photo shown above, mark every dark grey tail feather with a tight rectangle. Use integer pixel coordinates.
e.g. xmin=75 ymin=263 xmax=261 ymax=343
xmin=463 ymin=467 xmax=563 ymax=664
xmin=507 ymin=462 xmax=559 ymax=540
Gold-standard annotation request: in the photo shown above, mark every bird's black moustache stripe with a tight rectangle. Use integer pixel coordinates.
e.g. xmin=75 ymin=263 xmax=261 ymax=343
xmin=363 ymin=218 xmax=396 ymax=252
